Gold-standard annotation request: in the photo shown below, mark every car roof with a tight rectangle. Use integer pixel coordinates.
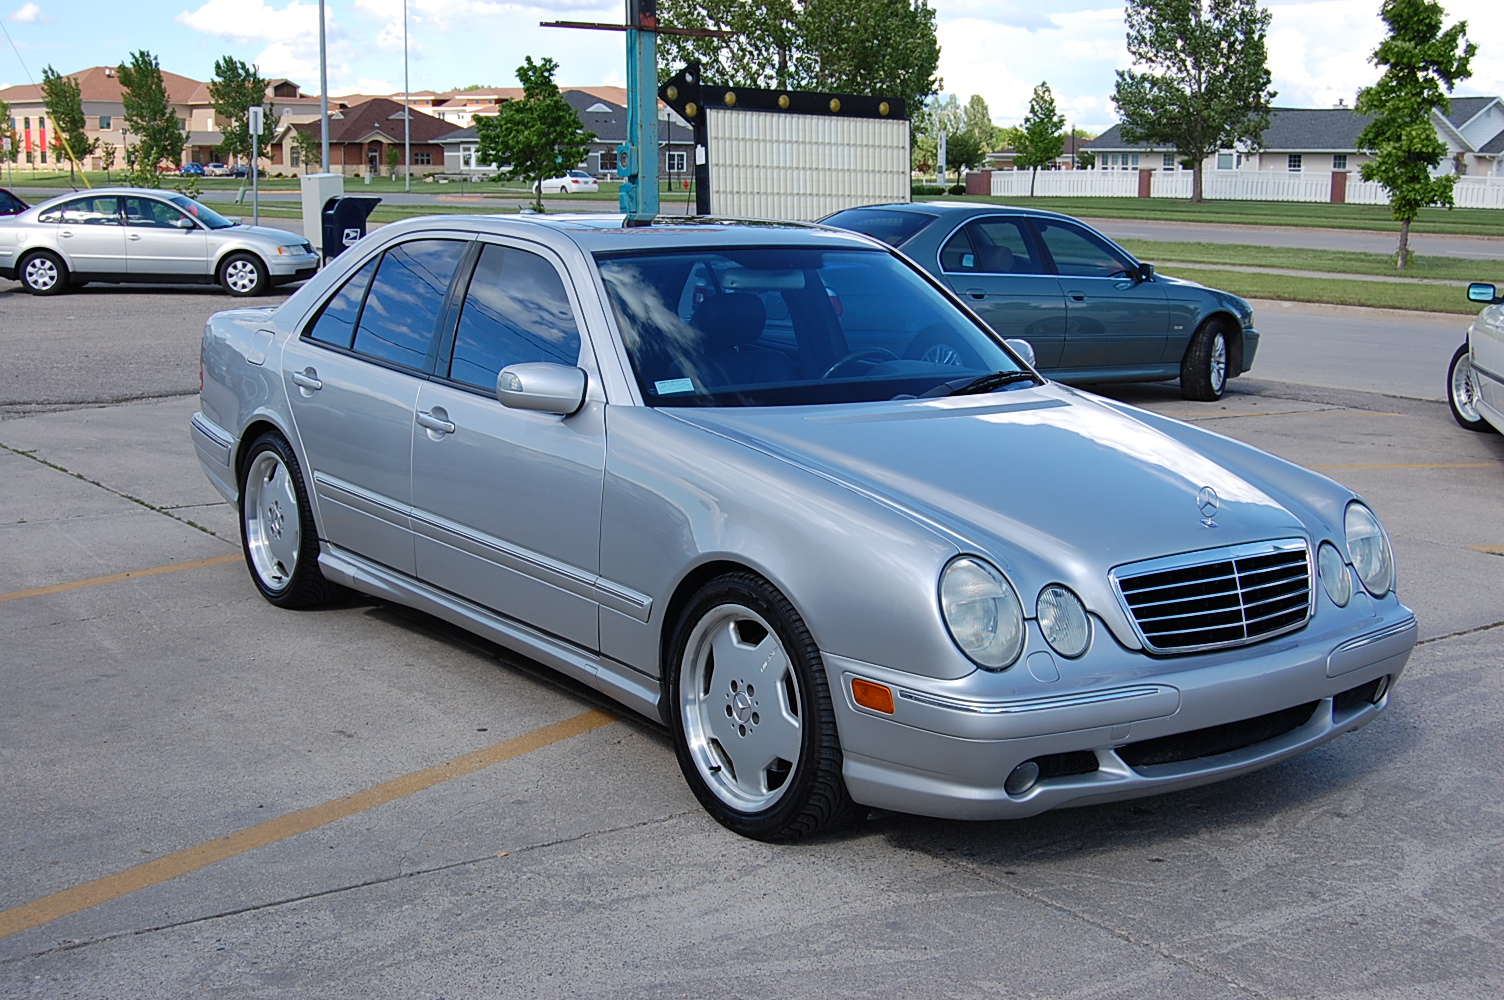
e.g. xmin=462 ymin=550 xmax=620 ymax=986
xmin=836 ymin=200 xmax=1087 ymax=224
xmin=374 ymin=213 xmax=885 ymax=254
xmin=27 ymin=186 xmax=189 ymax=208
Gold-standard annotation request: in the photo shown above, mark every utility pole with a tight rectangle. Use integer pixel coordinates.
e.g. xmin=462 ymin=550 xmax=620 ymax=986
xmin=249 ymin=104 xmax=263 ymax=226
xmin=403 ymin=0 xmax=411 ymax=191
xmin=319 ymin=0 xmax=330 ymax=172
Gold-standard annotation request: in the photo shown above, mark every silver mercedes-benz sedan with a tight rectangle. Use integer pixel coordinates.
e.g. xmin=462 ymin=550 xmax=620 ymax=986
xmin=0 ymin=186 xmax=318 ymax=296
xmin=192 ymin=213 xmax=1417 ymax=841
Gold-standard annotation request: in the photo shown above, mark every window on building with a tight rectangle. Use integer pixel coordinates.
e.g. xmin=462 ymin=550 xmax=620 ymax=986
xmin=1217 ymin=152 xmax=1234 ymax=170
xmin=460 ymin=144 xmax=478 ymax=170
xmin=22 ymin=117 xmax=28 ymax=129
xmin=598 ymin=149 xmax=618 ymax=172
xmin=413 ymin=151 xmax=432 ymax=165
xmin=1162 ymin=152 xmax=1175 ymax=169
xmin=1333 ymin=153 xmax=1348 ymax=171
xmin=667 ymin=150 xmax=687 ymax=173
xmin=1288 ymin=154 xmax=1303 ymax=172
xmin=290 ymin=147 xmax=301 ymax=167
xmin=98 ymin=115 xmax=112 ymax=129
xmin=1129 ymin=152 xmax=1140 ymax=169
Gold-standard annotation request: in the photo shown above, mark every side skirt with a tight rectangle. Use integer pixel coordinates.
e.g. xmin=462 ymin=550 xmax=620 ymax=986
xmin=317 ymin=544 xmax=662 ymax=722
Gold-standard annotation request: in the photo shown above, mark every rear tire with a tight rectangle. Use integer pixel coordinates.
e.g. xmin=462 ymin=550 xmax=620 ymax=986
xmin=238 ymin=433 xmax=340 ymax=608
xmin=1181 ymin=320 xmax=1229 ymax=401
xmin=1448 ymin=342 xmax=1497 ymax=433
xmin=666 ymin=572 xmax=859 ymax=841
xmin=19 ymin=251 xmax=68 ymax=295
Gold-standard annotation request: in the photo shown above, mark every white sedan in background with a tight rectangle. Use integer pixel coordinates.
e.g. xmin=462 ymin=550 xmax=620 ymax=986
xmin=1448 ymin=282 xmax=1504 ymax=434
xmin=532 ymin=170 xmax=600 ymax=195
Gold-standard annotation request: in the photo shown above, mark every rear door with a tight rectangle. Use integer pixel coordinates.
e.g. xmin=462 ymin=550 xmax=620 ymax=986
xmin=935 ymin=216 xmax=1066 ymax=368
xmin=47 ymin=195 xmax=126 ymax=275
xmin=123 ymin=196 xmax=210 ymax=277
xmin=1032 ymin=217 xmax=1168 ymax=371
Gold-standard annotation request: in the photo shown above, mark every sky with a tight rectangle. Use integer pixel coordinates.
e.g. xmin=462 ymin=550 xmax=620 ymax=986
xmin=3 ymin=1 xmax=1503 ymax=132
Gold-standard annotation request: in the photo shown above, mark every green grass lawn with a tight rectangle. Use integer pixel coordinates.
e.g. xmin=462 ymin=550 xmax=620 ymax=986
xmin=1162 ymin=266 xmax=1480 ymax=314
xmin=1118 ymin=239 xmax=1504 ymax=283
xmin=919 ymin=193 xmax=1504 ymax=238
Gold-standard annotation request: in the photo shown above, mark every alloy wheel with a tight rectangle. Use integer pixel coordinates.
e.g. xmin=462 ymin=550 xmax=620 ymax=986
xmin=243 ymin=450 xmax=301 ymax=594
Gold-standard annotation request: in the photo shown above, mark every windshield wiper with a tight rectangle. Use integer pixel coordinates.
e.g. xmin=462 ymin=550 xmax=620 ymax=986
xmin=920 ymin=369 xmax=1040 ymax=398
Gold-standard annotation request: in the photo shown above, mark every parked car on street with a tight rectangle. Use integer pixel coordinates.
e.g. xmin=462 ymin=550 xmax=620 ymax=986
xmin=1447 ymin=282 xmax=1504 ymax=433
xmin=179 ymin=162 xmax=206 ymax=177
xmin=193 ymin=213 xmax=1415 ymax=841
xmin=205 ymin=163 xmax=231 ymax=177
xmin=0 ymin=187 xmax=318 ymax=296
xmin=532 ymin=170 xmax=600 ymax=195
xmin=820 ymin=202 xmax=1258 ymax=400
xmin=0 ymin=187 xmax=28 ymax=216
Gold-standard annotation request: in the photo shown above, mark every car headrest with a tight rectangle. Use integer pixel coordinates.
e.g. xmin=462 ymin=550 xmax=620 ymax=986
xmin=692 ymin=292 xmax=766 ymax=351
xmin=977 ymin=244 xmax=1014 ymax=274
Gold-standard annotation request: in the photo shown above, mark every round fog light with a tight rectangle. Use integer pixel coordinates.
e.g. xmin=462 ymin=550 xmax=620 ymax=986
xmin=1371 ymin=674 xmax=1391 ymax=704
xmin=1005 ymin=760 xmax=1041 ymax=797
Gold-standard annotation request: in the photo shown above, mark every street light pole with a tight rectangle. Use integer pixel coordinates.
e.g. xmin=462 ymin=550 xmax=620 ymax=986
xmin=403 ymin=0 xmax=411 ymax=192
xmin=319 ymin=0 xmax=329 ymax=172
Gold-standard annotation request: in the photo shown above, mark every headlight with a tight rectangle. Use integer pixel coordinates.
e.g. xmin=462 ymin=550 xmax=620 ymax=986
xmin=1317 ymin=541 xmax=1351 ymax=607
xmin=940 ymin=557 xmax=1024 ymax=670
xmin=1344 ymin=503 xmax=1394 ymax=597
xmin=1037 ymin=585 xmax=1091 ymax=658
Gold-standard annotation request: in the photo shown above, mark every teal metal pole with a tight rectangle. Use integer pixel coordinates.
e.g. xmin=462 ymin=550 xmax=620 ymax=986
xmin=619 ymin=2 xmax=659 ymax=220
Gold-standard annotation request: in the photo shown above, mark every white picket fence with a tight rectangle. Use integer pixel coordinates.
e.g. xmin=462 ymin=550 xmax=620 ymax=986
xmin=988 ymin=167 xmax=1504 ymax=209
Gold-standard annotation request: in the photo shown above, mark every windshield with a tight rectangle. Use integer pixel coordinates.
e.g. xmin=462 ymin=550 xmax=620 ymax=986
xmin=167 ymin=194 xmax=236 ymax=229
xmin=597 ymin=247 xmax=1030 ymax=407
xmin=819 ymin=208 xmax=934 ymax=247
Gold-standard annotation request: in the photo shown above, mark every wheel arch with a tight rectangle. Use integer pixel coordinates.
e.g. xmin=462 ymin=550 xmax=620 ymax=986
xmin=233 ymin=416 xmax=299 ymax=503
xmin=1191 ymin=310 xmax=1245 ymax=375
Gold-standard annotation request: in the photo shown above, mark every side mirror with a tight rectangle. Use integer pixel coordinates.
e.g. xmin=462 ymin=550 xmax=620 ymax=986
xmin=1136 ymin=261 xmax=1155 ymax=282
xmin=1004 ymin=338 xmax=1037 ymax=369
xmin=1467 ymin=282 xmax=1499 ymax=304
xmin=496 ymin=362 xmax=587 ymax=416
xmin=173 ymin=216 xmax=197 ymax=230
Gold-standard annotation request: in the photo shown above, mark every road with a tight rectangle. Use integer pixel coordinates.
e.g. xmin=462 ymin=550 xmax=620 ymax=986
xmin=2 ymin=281 xmax=1502 ymax=998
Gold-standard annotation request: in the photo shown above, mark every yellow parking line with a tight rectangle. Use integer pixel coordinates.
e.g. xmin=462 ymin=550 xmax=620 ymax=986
xmin=1162 ymin=410 xmax=1405 ymax=421
xmin=0 ymin=553 xmax=244 ymax=604
xmin=0 ymin=710 xmax=615 ymax=940
xmin=1310 ymin=462 xmax=1501 ymax=471
xmin=1469 ymin=545 xmax=1504 ymax=555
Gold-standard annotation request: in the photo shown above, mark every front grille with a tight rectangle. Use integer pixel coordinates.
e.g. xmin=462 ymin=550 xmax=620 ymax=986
xmin=1118 ymin=702 xmax=1319 ymax=769
xmin=1036 ymin=750 xmax=1100 ymax=780
xmin=1113 ymin=540 xmax=1312 ymax=653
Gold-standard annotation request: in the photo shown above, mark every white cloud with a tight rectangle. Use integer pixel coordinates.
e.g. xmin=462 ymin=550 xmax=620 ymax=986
xmin=6 ymin=2 xmax=50 ymax=23
xmin=176 ymin=0 xmax=321 ymax=42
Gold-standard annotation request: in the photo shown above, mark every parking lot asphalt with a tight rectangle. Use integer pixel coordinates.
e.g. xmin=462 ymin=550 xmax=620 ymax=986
xmin=2 ymin=286 xmax=1502 ymax=998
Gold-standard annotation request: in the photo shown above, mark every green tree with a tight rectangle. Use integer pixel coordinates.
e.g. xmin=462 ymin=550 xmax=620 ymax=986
xmin=118 ymin=50 xmax=185 ymax=179
xmin=474 ymin=57 xmax=595 ymax=212
xmin=100 ymin=141 xmax=116 ymax=180
xmin=912 ymin=93 xmax=963 ymax=178
xmin=293 ymin=127 xmax=321 ymax=175
xmin=657 ymin=0 xmax=940 ymax=116
xmin=386 ymin=145 xmax=400 ymax=179
xmin=962 ymin=94 xmax=996 ymax=154
xmin=0 ymin=99 xmax=18 ymax=169
xmin=40 ymin=66 xmax=97 ymax=181
xmin=1111 ymin=0 xmax=1276 ymax=202
xmin=1014 ymin=82 xmax=1066 ymax=195
xmin=1355 ymin=0 xmax=1475 ymax=269
xmin=208 ymin=55 xmax=270 ymax=168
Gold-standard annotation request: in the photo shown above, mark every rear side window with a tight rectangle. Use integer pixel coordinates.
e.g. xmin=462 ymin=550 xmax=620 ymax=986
xmin=966 ymin=219 xmax=1043 ymax=275
xmin=39 ymin=195 xmax=121 ymax=225
xmin=306 ymin=255 xmax=380 ymax=349
xmin=820 ymin=208 xmax=933 ymax=247
xmin=0 ymin=191 xmax=28 ymax=213
xmin=351 ymin=239 xmax=467 ymax=369
xmin=447 ymin=244 xmax=582 ymax=391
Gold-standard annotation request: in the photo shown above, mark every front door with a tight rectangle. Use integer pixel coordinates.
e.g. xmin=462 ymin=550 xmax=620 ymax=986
xmin=49 ymin=195 xmax=126 ymax=275
xmin=1033 ymin=217 xmax=1168 ymax=372
xmin=936 ymin=216 xmax=1067 ymax=368
xmin=410 ymin=240 xmax=605 ymax=650
xmin=281 ymin=238 xmax=470 ymax=575
xmin=123 ymin=196 xmax=210 ymax=277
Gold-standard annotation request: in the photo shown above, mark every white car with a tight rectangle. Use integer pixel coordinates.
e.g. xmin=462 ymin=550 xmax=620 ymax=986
xmin=1448 ymin=282 xmax=1504 ymax=434
xmin=532 ymin=170 xmax=600 ymax=195
xmin=204 ymin=163 xmax=231 ymax=177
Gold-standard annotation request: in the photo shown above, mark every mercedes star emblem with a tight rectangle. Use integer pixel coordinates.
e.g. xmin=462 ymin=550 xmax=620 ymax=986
xmin=1197 ymin=486 xmax=1220 ymax=527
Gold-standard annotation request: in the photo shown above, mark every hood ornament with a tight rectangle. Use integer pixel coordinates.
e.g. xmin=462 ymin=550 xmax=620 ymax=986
xmin=1197 ymin=486 xmax=1220 ymax=528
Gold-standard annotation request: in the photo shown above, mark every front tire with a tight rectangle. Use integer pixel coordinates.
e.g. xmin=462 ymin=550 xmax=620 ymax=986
xmin=219 ymin=252 xmax=268 ymax=297
xmin=239 ymin=433 xmax=339 ymax=608
xmin=1181 ymin=320 xmax=1229 ymax=401
xmin=666 ymin=573 xmax=858 ymax=841
xmin=19 ymin=251 xmax=68 ymax=295
xmin=1448 ymin=342 xmax=1497 ymax=432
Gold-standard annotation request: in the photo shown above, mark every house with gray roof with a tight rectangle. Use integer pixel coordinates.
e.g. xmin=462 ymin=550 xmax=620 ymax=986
xmin=1084 ymin=98 xmax=1504 ymax=178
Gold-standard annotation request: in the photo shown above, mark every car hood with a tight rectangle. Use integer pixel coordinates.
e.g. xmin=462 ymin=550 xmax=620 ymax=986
xmin=666 ymin=384 xmax=1308 ymax=576
xmin=222 ymin=224 xmax=305 ymax=244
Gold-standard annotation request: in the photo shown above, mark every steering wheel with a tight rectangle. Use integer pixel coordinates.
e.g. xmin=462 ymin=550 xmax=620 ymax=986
xmin=821 ymin=347 xmax=898 ymax=379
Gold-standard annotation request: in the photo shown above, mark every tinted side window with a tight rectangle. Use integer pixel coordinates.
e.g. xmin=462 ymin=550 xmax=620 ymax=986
xmin=939 ymin=226 xmax=976 ymax=273
xmin=351 ymin=239 xmax=467 ymax=369
xmin=448 ymin=244 xmax=582 ymax=391
xmin=0 ymin=192 xmax=23 ymax=212
xmin=1035 ymin=220 xmax=1135 ymax=278
xmin=966 ymin=218 xmax=1043 ymax=275
xmin=306 ymin=255 xmax=380 ymax=348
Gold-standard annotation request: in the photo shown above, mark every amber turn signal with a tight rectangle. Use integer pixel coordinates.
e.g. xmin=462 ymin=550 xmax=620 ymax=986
xmin=851 ymin=678 xmax=894 ymax=714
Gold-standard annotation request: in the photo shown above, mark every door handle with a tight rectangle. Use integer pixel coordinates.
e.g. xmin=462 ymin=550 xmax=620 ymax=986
xmin=291 ymin=369 xmax=322 ymax=390
xmin=416 ymin=410 xmax=456 ymax=435
xmin=59 ymin=230 xmax=74 ymax=238
xmin=128 ymin=234 xmax=142 ymax=241
xmin=965 ymin=288 xmax=986 ymax=300
xmin=1067 ymin=290 xmax=1087 ymax=301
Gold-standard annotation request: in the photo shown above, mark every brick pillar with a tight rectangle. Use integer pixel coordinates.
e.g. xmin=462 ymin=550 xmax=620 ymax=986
xmin=966 ymin=170 xmax=993 ymax=196
xmin=1138 ymin=168 xmax=1153 ymax=198
xmin=1330 ymin=170 xmax=1348 ymax=203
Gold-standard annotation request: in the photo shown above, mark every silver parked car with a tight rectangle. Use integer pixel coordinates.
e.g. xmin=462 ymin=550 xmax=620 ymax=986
xmin=0 ymin=186 xmax=318 ymax=296
xmin=1447 ymin=282 xmax=1504 ymax=434
xmin=193 ymin=214 xmax=1417 ymax=840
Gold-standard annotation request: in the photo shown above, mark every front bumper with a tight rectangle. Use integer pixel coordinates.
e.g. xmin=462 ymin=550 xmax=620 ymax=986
xmin=829 ymin=604 xmax=1415 ymax=821
xmin=268 ymin=256 xmax=319 ymax=285
xmin=1240 ymin=325 xmax=1260 ymax=374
